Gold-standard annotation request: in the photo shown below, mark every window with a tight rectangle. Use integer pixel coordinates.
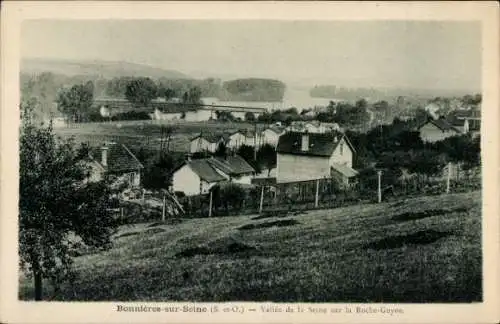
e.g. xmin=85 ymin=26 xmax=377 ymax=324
xmin=340 ymin=143 xmax=344 ymax=155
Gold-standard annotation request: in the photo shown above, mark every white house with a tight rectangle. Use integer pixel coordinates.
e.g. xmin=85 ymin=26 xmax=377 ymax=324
xmin=226 ymin=131 xmax=247 ymax=150
xmin=417 ymin=118 xmax=462 ymax=143
xmin=184 ymin=109 xmax=214 ymax=122
xmin=276 ymin=131 xmax=358 ymax=184
xmin=189 ymin=133 xmax=226 ymax=154
xmin=151 ymin=108 xmax=183 ymax=121
xmin=261 ymin=126 xmax=286 ymax=147
xmin=286 ymin=121 xmax=340 ymax=134
xmin=171 ymin=155 xmax=256 ymax=196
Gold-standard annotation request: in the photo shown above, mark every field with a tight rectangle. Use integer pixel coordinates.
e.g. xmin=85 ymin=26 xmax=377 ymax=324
xmin=53 ymin=120 xmax=263 ymax=152
xmin=19 ymin=191 xmax=482 ymax=302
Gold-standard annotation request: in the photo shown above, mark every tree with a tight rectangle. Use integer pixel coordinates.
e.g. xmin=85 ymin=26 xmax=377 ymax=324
xmin=125 ymin=77 xmax=158 ymax=106
xmin=244 ymin=112 xmax=256 ymax=122
xmin=214 ymin=141 xmax=227 ymax=158
xmin=56 ymin=81 xmax=94 ymax=123
xmin=19 ymin=105 xmax=117 ymax=300
xmin=257 ymin=144 xmax=277 ymax=176
xmin=142 ymin=153 xmax=176 ymax=190
xmin=355 ymin=98 xmax=368 ymax=110
xmin=213 ymin=183 xmax=246 ymax=213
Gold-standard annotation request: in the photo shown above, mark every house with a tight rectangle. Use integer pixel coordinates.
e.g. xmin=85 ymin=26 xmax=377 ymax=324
xmin=87 ymin=142 xmax=144 ymax=188
xmin=286 ymin=121 xmax=340 ymax=134
xmin=417 ymin=117 xmax=462 ymax=143
xmin=189 ymin=133 xmax=226 ymax=153
xmin=261 ymin=126 xmax=286 ymax=147
xmin=226 ymin=130 xmax=248 ymax=150
xmin=171 ymin=155 xmax=256 ymax=196
xmin=184 ymin=109 xmax=213 ymax=122
xmin=276 ymin=131 xmax=358 ymax=184
xmin=446 ymin=109 xmax=481 ymax=137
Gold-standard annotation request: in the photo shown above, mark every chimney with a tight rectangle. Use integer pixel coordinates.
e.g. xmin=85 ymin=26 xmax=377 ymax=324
xmin=101 ymin=145 xmax=108 ymax=167
xmin=301 ymin=134 xmax=309 ymax=151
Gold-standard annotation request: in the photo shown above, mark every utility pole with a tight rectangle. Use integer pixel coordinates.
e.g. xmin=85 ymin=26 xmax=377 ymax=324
xmin=162 ymin=192 xmax=166 ymax=222
xmin=315 ymin=179 xmax=320 ymax=208
xmin=209 ymin=191 xmax=213 ymax=217
xmin=377 ymin=170 xmax=382 ymax=203
xmin=259 ymin=185 xmax=265 ymax=214
xmin=254 ymin=121 xmax=257 ymax=161
xmin=446 ymin=162 xmax=451 ymax=194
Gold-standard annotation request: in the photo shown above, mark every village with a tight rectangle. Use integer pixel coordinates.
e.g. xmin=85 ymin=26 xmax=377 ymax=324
xmin=52 ymin=92 xmax=481 ymax=221
xmin=16 ymin=18 xmax=484 ymax=304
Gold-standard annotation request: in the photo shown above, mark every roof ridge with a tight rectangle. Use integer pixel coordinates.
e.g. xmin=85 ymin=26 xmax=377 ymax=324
xmin=121 ymin=144 xmax=145 ymax=169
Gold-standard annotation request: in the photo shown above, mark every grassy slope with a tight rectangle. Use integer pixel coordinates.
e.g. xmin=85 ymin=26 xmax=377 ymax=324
xmin=19 ymin=191 xmax=482 ymax=302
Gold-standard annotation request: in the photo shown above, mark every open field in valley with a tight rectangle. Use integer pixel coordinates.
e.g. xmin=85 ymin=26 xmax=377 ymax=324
xmin=19 ymin=191 xmax=482 ymax=302
xmin=53 ymin=120 xmax=263 ymax=152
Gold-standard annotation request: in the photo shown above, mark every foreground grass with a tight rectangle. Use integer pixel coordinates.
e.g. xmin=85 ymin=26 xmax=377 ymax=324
xmin=19 ymin=191 xmax=482 ymax=302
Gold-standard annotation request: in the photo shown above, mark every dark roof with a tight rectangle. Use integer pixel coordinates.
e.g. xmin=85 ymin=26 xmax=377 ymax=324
xmin=91 ymin=143 xmax=144 ymax=173
xmin=209 ymin=155 xmax=256 ymax=175
xmin=180 ymin=155 xmax=255 ymax=182
xmin=419 ymin=118 xmax=461 ymax=133
xmin=446 ymin=110 xmax=481 ymax=131
xmin=190 ymin=133 xmax=225 ymax=143
xmin=331 ymin=163 xmax=359 ymax=178
xmin=187 ymin=159 xmax=227 ymax=182
xmin=277 ymin=131 xmax=350 ymax=157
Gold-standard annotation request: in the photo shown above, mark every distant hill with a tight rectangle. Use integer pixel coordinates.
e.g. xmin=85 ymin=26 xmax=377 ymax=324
xmin=21 ymin=58 xmax=189 ymax=80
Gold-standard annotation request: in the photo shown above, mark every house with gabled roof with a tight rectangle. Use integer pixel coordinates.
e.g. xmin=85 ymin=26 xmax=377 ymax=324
xmin=417 ymin=117 xmax=462 ymax=143
xmin=171 ymin=155 xmax=256 ymax=196
xmin=226 ymin=130 xmax=248 ymax=150
xmin=446 ymin=109 xmax=481 ymax=137
xmin=260 ymin=125 xmax=286 ymax=147
xmin=189 ymin=133 xmax=226 ymax=154
xmin=87 ymin=142 xmax=144 ymax=188
xmin=276 ymin=131 xmax=358 ymax=184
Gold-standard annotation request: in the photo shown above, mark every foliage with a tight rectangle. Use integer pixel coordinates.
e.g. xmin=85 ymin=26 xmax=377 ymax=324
xmin=222 ymin=78 xmax=286 ymax=102
xmin=257 ymin=144 xmax=277 ymax=175
xmin=125 ymin=77 xmax=158 ymax=106
xmin=431 ymin=134 xmax=481 ymax=169
xmin=212 ymin=183 xmax=247 ymax=213
xmin=19 ymin=107 xmax=117 ymax=300
xmin=244 ymin=112 xmax=256 ymax=122
xmin=56 ymin=81 xmax=94 ymax=122
xmin=215 ymin=110 xmax=235 ymax=122
xmin=142 ymin=153 xmax=176 ymax=190
xmin=106 ymin=77 xmax=135 ymax=97
xmin=214 ymin=142 xmax=228 ymax=158
xmin=181 ymin=86 xmax=203 ymax=105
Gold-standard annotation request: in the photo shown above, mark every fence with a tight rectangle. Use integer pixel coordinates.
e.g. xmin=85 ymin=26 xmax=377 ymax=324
xmin=176 ymin=167 xmax=481 ymax=219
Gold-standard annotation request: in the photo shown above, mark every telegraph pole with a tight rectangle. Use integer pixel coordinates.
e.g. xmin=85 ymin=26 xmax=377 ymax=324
xmin=254 ymin=121 xmax=257 ymax=161
xmin=377 ymin=170 xmax=382 ymax=203
xmin=446 ymin=162 xmax=451 ymax=194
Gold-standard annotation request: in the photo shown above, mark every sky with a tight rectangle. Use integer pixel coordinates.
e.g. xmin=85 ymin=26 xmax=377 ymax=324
xmin=21 ymin=20 xmax=481 ymax=91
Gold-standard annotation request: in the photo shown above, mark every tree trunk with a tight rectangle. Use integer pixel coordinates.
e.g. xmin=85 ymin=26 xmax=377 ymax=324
xmin=34 ymin=270 xmax=43 ymax=301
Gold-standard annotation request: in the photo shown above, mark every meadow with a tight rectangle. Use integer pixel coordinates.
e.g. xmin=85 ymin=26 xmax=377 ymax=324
xmin=19 ymin=191 xmax=482 ymax=302
xmin=53 ymin=120 xmax=262 ymax=152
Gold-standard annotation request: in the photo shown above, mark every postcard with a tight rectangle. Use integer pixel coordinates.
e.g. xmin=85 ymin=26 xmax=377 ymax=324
xmin=1 ymin=1 xmax=499 ymax=323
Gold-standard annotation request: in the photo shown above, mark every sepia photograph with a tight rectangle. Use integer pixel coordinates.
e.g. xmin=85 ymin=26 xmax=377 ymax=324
xmin=1 ymin=1 xmax=499 ymax=324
